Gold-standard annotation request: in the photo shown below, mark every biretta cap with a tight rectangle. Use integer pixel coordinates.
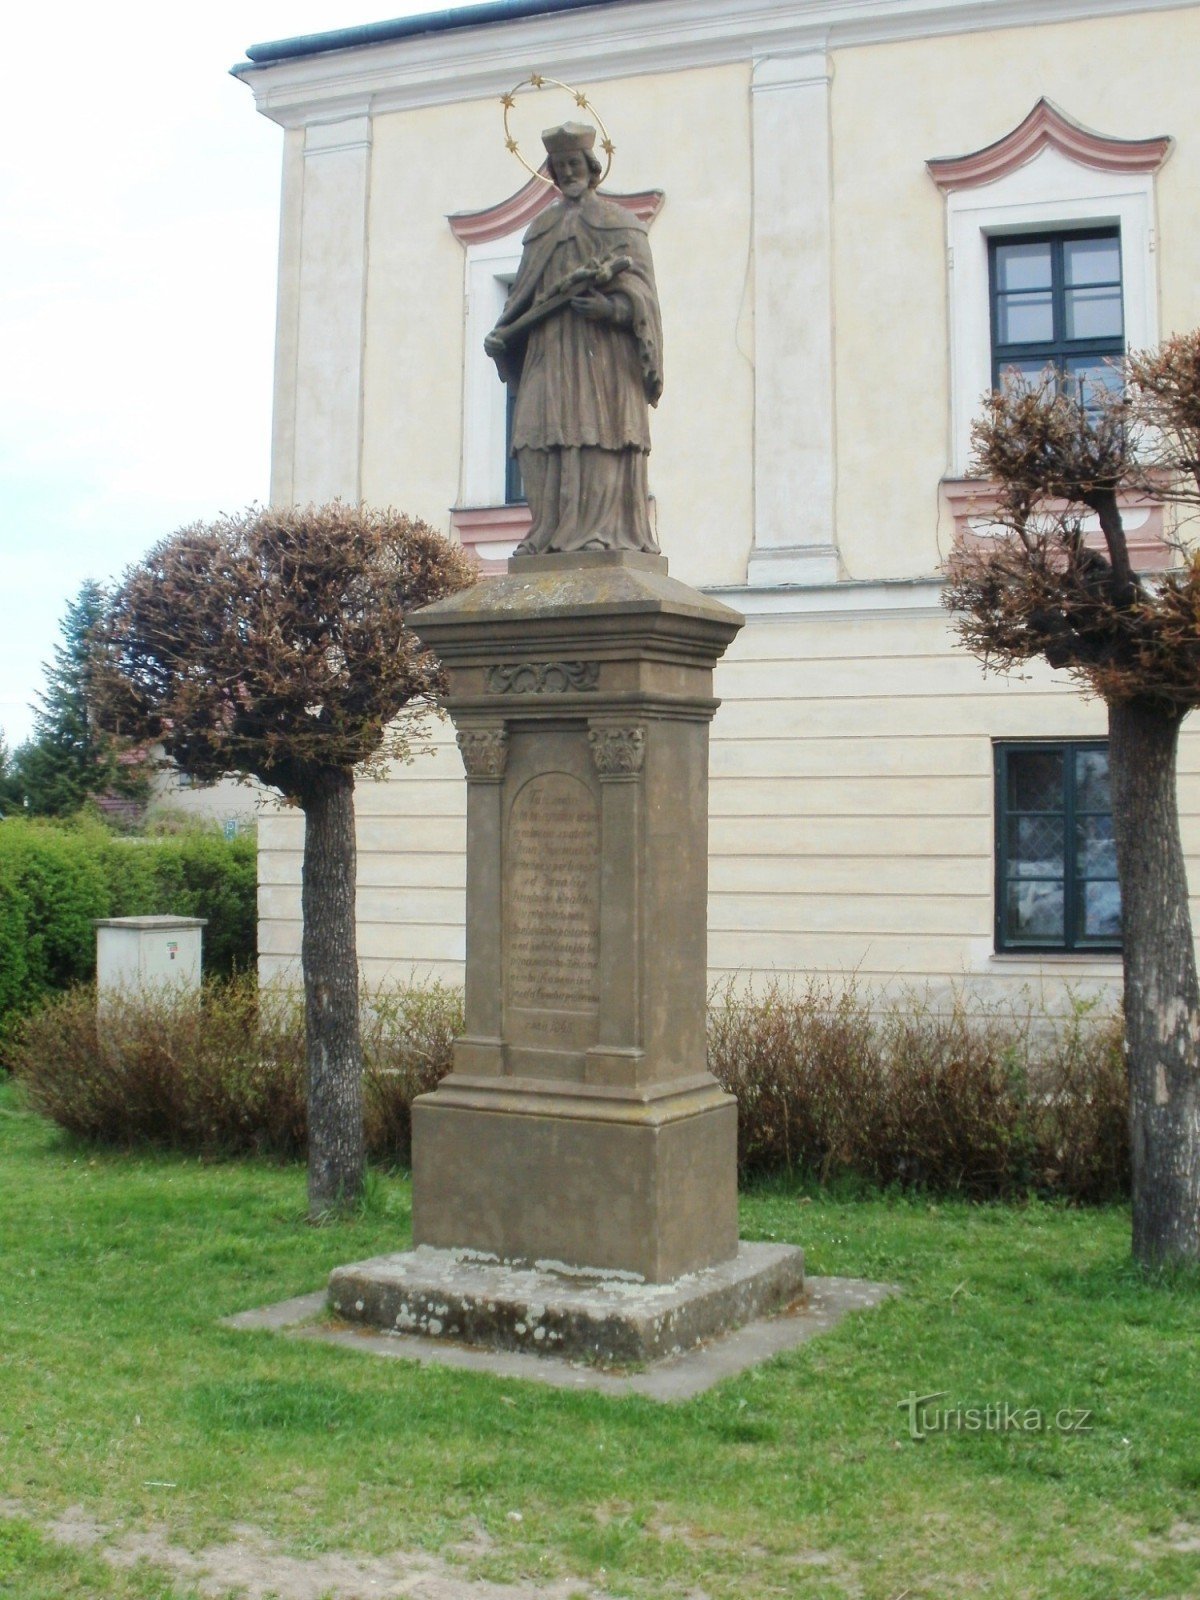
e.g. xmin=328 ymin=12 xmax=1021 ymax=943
xmin=541 ymin=122 xmax=597 ymax=157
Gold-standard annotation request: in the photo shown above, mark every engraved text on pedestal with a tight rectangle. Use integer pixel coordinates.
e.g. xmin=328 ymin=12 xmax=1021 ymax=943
xmin=506 ymin=772 xmax=600 ymax=1014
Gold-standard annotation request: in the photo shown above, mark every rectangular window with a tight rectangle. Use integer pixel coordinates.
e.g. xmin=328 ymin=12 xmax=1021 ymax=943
xmin=995 ymin=742 xmax=1121 ymax=953
xmin=989 ymin=228 xmax=1124 ymax=406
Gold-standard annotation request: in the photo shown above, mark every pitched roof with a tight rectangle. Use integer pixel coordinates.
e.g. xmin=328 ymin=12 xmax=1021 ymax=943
xmin=244 ymin=0 xmax=626 ymax=65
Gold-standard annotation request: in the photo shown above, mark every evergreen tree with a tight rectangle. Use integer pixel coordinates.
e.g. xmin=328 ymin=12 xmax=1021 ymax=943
xmin=18 ymin=581 xmax=123 ymax=816
xmin=0 ymin=735 xmax=24 ymax=815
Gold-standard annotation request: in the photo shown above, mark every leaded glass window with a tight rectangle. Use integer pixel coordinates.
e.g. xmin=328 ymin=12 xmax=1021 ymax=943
xmin=995 ymin=742 xmax=1121 ymax=952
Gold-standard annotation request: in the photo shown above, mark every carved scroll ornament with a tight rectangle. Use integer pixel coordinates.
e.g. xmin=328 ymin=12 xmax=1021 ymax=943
xmin=485 ymin=661 xmax=600 ymax=695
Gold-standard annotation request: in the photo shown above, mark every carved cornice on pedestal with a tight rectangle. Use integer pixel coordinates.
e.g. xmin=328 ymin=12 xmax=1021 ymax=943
xmin=589 ymin=725 xmax=646 ymax=778
xmin=449 ymin=178 xmax=665 ymax=246
xmin=456 ymin=727 xmax=509 ymax=780
xmin=927 ymin=98 xmax=1172 ymax=192
xmin=486 ymin=662 xmax=601 ymax=695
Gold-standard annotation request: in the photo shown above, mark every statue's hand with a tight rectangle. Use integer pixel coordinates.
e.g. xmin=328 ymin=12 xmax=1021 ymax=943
xmin=484 ymin=329 xmax=507 ymax=357
xmin=571 ymin=290 xmax=615 ymax=322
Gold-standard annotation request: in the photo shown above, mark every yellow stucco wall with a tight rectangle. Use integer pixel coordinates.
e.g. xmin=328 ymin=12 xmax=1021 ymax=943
xmin=256 ymin=3 xmax=1200 ymax=1003
xmin=829 ymin=6 xmax=1200 ymax=579
xmin=357 ymin=63 xmax=754 ymax=588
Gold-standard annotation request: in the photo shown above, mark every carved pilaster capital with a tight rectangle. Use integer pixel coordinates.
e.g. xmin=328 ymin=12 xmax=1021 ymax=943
xmin=456 ymin=726 xmax=509 ymax=781
xmin=588 ymin=723 xmax=646 ymax=779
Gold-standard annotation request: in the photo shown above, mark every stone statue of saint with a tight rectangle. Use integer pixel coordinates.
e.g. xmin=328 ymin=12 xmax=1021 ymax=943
xmin=484 ymin=122 xmax=663 ymax=556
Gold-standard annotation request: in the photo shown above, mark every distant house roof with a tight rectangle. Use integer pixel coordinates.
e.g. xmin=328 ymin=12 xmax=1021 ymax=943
xmin=242 ymin=0 xmax=626 ymax=65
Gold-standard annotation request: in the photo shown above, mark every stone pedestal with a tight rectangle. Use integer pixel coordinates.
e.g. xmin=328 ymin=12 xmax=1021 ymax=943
xmin=409 ymin=550 xmax=746 ymax=1283
xmin=329 ymin=550 xmax=805 ymax=1362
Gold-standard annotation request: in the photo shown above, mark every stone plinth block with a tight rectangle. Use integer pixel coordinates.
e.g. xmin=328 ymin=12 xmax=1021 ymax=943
xmin=412 ymin=1075 xmax=737 ymax=1283
xmin=404 ymin=550 xmax=745 ymax=1282
xmin=328 ymin=1241 xmax=805 ymax=1367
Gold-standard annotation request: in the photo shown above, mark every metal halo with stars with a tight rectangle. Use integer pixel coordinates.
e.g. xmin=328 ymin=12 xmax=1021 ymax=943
xmin=500 ymin=74 xmax=615 ymax=188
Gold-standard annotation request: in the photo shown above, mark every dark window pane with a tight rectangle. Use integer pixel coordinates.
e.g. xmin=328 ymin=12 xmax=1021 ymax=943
xmin=996 ymin=291 xmax=1054 ymax=345
xmin=999 ymin=359 xmax=1053 ymax=391
xmin=1008 ymin=815 xmax=1065 ymax=877
xmin=504 ymin=386 xmax=525 ymax=504
xmin=1075 ymin=749 xmax=1112 ymax=810
xmin=1064 ymin=236 xmax=1121 ymax=287
xmin=1076 ymin=815 xmax=1117 ymax=878
xmin=1007 ymin=749 xmax=1064 ymax=811
xmin=995 ymin=240 xmax=1053 ymax=292
xmin=1006 ymin=880 xmax=1065 ymax=941
xmin=1065 ymin=286 xmax=1123 ymax=341
xmin=1064 ymin=357 xmax=1123 ymax=412
xmin=1082 ymin=880 xmax=1122 ymax=939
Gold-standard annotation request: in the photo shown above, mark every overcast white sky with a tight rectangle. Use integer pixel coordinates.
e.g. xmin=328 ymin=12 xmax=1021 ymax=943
xmin=0 ymin=0 xmax=437 ymax=748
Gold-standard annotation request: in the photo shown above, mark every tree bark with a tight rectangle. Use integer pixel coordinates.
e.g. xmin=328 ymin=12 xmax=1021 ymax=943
xmin=1108 ymin=698 xmax=1200 ymax=1265
xmin=300 ymin=767 xmax=364 ymax=1215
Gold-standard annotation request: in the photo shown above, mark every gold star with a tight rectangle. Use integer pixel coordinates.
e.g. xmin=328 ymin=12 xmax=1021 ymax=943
xmin=601 ymin=138 xmax=615 ymax=156
xmin=575 ymin=91 xmax=589 ymax=108
xmin=505 ymin=137 xmax=519 ymax=153
xmin=530 ymin=73 xmax=545 ymax=88
xmin=501 ymin=92 xmax=516 ymax=109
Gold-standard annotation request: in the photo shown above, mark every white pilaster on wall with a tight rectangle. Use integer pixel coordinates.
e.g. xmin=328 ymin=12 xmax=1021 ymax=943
xmin=291 ymin=113 xmax=372 ymax=505
xmin=748 ymin=52 xmax=838 ymax=587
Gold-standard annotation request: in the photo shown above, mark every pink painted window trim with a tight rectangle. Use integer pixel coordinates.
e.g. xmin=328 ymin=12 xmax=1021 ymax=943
xmin=449 ymin=174 xmax=665 ymax=245
xmin=927 ymin=99 xmax=1172 ymax=193
xmin=940 ymin=478 xmax=1172 ymax=572
xmin=450 ymin=504 xmax=532 ymax=573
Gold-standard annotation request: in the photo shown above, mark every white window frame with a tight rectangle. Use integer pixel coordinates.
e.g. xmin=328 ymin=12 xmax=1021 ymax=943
xmin=461 ymin=229 xmax=524 ymax=508
xmin=945 ymin=145 xmax=1158 ymax=477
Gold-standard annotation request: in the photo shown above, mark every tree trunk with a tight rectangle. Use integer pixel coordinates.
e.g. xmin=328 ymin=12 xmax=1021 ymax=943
xmin=300 ymin=767 xmax=364 ymax=1216
xmin=1108 ymin=698 xmax=1200 ymax=1266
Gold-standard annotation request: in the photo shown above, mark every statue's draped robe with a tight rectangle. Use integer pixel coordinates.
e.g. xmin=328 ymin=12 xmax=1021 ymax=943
xmin=492 ymin=190 xmax=663 ymax=554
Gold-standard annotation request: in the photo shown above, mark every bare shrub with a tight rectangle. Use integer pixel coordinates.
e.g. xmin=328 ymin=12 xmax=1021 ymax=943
xmin=11 ymin=974 xmax=1125 ymax=1200
xmin=709 ymin=978 xmax=1128 ymax=1201
xmin=8 ymin=977 xmax=459 ymax=1164
xmin=362 ymin=982 xmax=464 ymax=1165
xmin=9 ymin=977 xmax=306 ymax=1156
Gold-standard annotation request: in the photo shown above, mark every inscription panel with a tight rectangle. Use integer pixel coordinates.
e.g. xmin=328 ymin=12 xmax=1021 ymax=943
xmin=505 ymin=772 xmax=600 ymax=1054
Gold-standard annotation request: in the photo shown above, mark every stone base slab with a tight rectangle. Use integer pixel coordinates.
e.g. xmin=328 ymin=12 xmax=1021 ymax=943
xmin=225 ymin=1274 xmax=897 ymax=1403
xmin=327 ymin=1240 xmax=806 ymax=1366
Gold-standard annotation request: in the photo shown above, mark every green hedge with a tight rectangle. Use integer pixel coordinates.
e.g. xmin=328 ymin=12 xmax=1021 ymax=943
xmin=0 ymin=819 xmax=256 ymax=1020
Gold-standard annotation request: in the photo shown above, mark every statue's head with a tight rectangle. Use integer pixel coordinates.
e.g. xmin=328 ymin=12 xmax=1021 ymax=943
xmin=542 ymin=122 xmax=602 ymax=198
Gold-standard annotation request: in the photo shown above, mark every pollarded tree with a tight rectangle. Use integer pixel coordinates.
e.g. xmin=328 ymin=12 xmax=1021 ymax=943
xmin=92 ymin=503 xmax=475 ymax=1215
xmin=945 ymin=336 xmax=1200 ymax=1266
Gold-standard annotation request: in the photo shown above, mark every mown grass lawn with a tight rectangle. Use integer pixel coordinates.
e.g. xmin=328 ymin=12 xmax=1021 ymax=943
xmin=2 ymin=1075 xmax=1199 ymax=1600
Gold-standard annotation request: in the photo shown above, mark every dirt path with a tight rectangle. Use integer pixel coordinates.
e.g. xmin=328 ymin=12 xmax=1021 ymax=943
xmin=2 ymin=1498 xmax=622 ymax=1600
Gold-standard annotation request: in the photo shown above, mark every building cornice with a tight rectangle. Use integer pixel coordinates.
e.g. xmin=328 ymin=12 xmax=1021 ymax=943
xmin=233 ymin=0 xmax=1196 ymax=128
